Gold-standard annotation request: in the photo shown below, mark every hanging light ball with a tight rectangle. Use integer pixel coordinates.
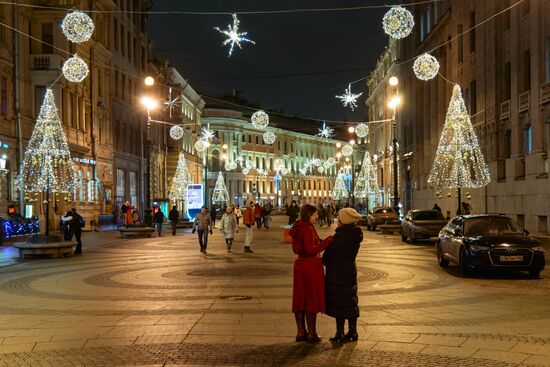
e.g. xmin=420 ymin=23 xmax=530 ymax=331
xmin=263 ymin=131 xmax=276 ymax=144
xmin=274 ymin=158 xmax=283 ymax=169
xmin=62 ymin=11 xmax=95 ymax=43
xmin=382 ymin=6 xmax=414 ymax=39
xmin=413 ymin=53 xmax=440 ymax=81
xmin=169 ymin=125 xmax=184 ymax=140
xmin=355 ymin=123 xmax=369 ymax=138
xmin=318 ymin=166 xmax=325 ymax=174
xmin=251 ymin=110 xmax=269 ymax=130
xmin=229 ymin=161 xmax=238 ymax=170
xmin=323 ymin=161 xmax=331 ymax=169
xmin=342 ymin=144 xmax=353 ymax=157
xmin=194 ymin=139 xmax=206 ymax=152
xmin=62 ymin=55 xmax=89 ymax=83
xmin=327 ymin=157 xmax=336 ymax=166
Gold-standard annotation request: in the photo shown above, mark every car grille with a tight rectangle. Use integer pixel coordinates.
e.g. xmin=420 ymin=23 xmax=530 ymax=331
xmin=489 ymin=248 xmax=533 ymax=266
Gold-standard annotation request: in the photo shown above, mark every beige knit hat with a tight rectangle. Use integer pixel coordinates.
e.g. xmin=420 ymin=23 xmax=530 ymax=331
xmin=338 ymin=208 xmax=362 ymax=225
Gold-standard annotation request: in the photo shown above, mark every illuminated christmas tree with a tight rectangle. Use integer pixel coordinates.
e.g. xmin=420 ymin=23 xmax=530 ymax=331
xmin=428 ymin=84 xmax=490 ymax=209
xmin=332 ymin=173 xmax=349 ymax=201
xmin=169 ymin=152 xmax=192 ymax=209
xmin=19 ymin=89 xmax=75 ymax=235
xmin=211 ymin=171 xmax=229 ymax=204
xmin=354 ymin=151 xmax=378 ymax=201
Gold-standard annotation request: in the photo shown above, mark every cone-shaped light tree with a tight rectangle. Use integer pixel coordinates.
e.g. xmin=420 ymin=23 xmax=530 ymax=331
xmin=354 ymin=151 xmax=379 ymax=209
xmin=332 ymin=173 xmax=349 ymax=202
xmin=428 ymin=84 xmax=490 ymax=212
xmin=19 ymin=89 xmax=75 ymax=235
xmin=211 ymin=171 xmax=229 ymax=204
xmin=169 ymin=152 xmax=192 ymax=212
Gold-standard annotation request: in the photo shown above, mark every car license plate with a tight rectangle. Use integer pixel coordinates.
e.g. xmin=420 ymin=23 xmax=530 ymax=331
xmin=500 ymin=255 xmax=523 ymax=262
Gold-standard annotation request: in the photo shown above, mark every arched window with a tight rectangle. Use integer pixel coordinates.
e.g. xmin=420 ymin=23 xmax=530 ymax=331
xmin=78 ymin=170 xmax=83 ymax=203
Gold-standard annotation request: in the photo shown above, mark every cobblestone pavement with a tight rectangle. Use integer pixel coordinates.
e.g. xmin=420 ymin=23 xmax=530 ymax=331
xmin=0 ymin=216 xmax=549 ymax=366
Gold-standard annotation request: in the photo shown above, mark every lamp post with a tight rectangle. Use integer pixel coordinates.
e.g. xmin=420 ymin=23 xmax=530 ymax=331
xmin=387 ymin=76 xmax=401 ymax=217
xmin=140 ymin=92 xmax=158 ymax=226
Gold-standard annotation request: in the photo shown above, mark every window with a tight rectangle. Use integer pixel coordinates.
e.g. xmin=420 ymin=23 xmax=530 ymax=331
xmin=505 ymin=129 xmax=512 ymax=158
xmin=113 ymin=18 xmax=118 ymax=50
xmin=121 ymin=25 xmax=125 ymax=57
xmin=1 ymin=77 xmax=7 ymax=116
xmin=504 ymin=62 xmax=511 ymax=100
xmin=470 ymin=80 xmax=476 ymax=114
xmin=523 ymin=50 xmax=531 ymax=92
xmin=130 ymin=171 xmax=137 ymax=205
xmin=545 ymin=38 xmax=550 ymax=82
xmin=457 ymin=24 xmax=463 ymax=63
xmin=426 ymin=7 xmax=431 ymax=34
xmin=41 ymin=23 xmax=53 ymax=54
xmin=34 ymin=86 xmax=46 ymax=119
xmin=539 ymin=216 xmax=548 ymax=233
xmin=469 ymin=11 xmax=476 ymax=53
xmin=420 ymin=14 xmax=425 ymax=41
xmin=524 ymin=123 xmax=533 ymax=155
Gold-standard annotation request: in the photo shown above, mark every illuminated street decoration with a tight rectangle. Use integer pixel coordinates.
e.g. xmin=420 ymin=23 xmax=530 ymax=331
xmin=317 ymin=122 xmax=334 ymax=140
xmin=169 ymin=125 xmax=184 ymax=140
xmin=62 ymin=55 xmax=89 ymax=82
xmin=212 ymin=172 xmax=229 ymax=203
xmin=214 ymin=13 xmax=255 ymax=57
xmin=251 ymin=110 xmax=269 ymax=130
xmin=335 ymin=84 xmax=363 ymax=111
xmin=169 ymin=152 xmax=192 ymax=202
xmin=382 ymin=6 xmax=414 ymax=39
xmin=62 ymin=11 xmax=94 ymax=43
xmin=413 ymin=53 xmax=440 ymax=81
xmin=355 ymin=123 xmax=369 ymax=138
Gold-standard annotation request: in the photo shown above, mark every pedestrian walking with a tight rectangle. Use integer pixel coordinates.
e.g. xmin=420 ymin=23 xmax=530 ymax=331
xmin=153 ymin=208 xmax=165 ymax=236
xmin=168 ymin=205 xmax=179 ymax=236
xmin=193 ymin=207 xmax=212 ymax=253
xmin=220 ymin=206 xmax=238 ymax=252
xmin=61 ymin=211 xmax=73 ymax=241
xmin=286 ymin=200 xmax=299 ymax=226
xmin=132 ymin=209 xmax=140 ymax=224
xmin=210 ymin=204 xmax=217 ymax=228
xmin=317 ymin=204 xmax=326 ymax=226
xmin=323 ymin=208 xmax=363 ymax=343
xmin=326 ymin=204 xmax=335 ymax=226
xmin=234 ymin=205 xmax=242 ymax=226
xmin=289 ymin=204 xmax=334 ymax=343
xmin=120 ymin=202 xmax=127 ymax=226
xmin=68 ymin=208 xmax=84 ymax=255
xmin=255 ymin=203 xmax=263 ymax=229
xmin=242 ymin=202 xmax=255 ymax=253
xmin=263 ymin=202 xmax=273 ymax=229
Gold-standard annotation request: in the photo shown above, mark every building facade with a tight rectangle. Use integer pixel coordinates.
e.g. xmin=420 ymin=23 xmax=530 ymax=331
xmin=379 ymin=0 xmax=550 ymax=234
xmin=202 ymin=108 xmax=340 ymax=207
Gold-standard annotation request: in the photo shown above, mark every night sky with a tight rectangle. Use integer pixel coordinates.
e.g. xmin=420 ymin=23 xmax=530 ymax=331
xmin=148 ymin=1 xmax=398 ymax=125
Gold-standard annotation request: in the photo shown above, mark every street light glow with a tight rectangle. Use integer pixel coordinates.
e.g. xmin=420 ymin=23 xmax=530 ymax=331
xmin=336 ymin=142 xmax=342 ymax=148
xmin=221 ymin=153 xmax=228 ymax=160
xmin=387 ymin=95 xmax=402 ymax=109
xmin=222 ymin=144 xmax=228 ymax=150
xmin=140 ymin=96 xmax=158 ymax=110
xmin=350 ymin=139 xmax=356 ymax=145
xmin=144 ymin=76 xmax=155 ymax=86
xmin=336 ymin=152 xmax=342 ymax=158
xmin=348 ymin=127 xmax=355 ymax=133
xmin=389 ymin=76 xmax=399 ymax=86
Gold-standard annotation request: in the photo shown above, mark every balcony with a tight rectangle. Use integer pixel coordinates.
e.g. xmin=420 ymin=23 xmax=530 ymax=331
xmin=540 ymin=82 xmax=550 ymax=105
xmin=518 ymin=91 xmax=530 ymax=113
xmin=500 ymin=100 xmax=510 ymax=119
xmin=30 ymin=54 xmax=64 ymax=71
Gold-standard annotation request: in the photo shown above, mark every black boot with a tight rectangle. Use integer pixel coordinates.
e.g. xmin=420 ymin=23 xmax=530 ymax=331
xmin=329 ymin=319 xmax=345 ymax=342
xmin=344 ymin=318 xmax=358 ymax=341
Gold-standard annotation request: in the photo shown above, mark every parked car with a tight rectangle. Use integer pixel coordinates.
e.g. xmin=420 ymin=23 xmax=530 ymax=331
xmin=401 ymin=210 xmax=448 ymax=243
xmin=436 ymin=215 xmax=545 ymax=278
xmin=366 ymin=207 xmax=398 ymax=231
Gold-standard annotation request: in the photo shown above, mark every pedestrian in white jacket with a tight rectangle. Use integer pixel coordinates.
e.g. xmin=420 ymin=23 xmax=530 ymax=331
xmin=220 ymin=206 xmax=238 ymax=252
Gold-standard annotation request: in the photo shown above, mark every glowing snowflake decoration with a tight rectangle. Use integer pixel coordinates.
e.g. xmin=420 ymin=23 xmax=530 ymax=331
xmin=383 ymin=6 xmax=414 ymax=39
xmin=242 ymin=168 xmax=250 ymax=175
xmin=299 ymin=168 xmax=308 ymax=175
xmin=263 ymin=131 xmax=276 ymax=145
xmin=281 ymin=168 xmax=289 ymax=175
xmin=317 ymin=122 xmax=334 ymax=140
xmin=323 ymin=161 xmax=331 ymax=170
xmin=413 ymin=53 xmax=440 ymax=81
xmin=224 ymin=162 xmax=233 ymax=171
xmin=62 ymin=55 xmax=89 ymax=83
xmin=251 ymin=110 xmax=269 ymax=130
xmin=229 ymin=161 xmax=238 ymax=170
xmin=257 ymin=168 xmax=268 ymax=176
xmin=200 ymin=127 xmax=215 ymax=141
xmin=214 ymin=13 xmax=255 ymax=57
xmin=169 ymin=125 xmax=184 ymax=140
xmin=163 ymin=87 xmax=181 ymax=118
xmin=335 ymin=84 xmax=363 ymax=111
xmin=235 ymin=155 xmax=245 ymax=166
xmin=327 ymin=157 xmax=337 ymax=166
xmin=194 ymin=139 xmax=206 ymax=152
xmin=355 ymin=123 xmax=369 ymax=138
xmin=318 ymin=166 xmax=325 ymax=174
xmin=62 ymin=11 xmax=94 ymax=43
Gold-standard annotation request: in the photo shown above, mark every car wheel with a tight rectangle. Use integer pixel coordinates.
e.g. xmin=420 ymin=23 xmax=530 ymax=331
xmin=529 ymin=269 xmax=541 ymax=279
xmin=408 ymin=230 xmax=416 ymax=244
xmin=437 ymin=242 xmax=449 ymax=267
xmin=460 ymin=246 xmax=471 ymax=276
xmin=401 ymin=231 xmax=407 ymax=242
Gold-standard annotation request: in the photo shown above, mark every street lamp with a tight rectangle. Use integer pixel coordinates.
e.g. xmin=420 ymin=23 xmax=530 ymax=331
xmin=144 ymin=76 xmax=155 ymax=86
xmin=387 ymin=76 xmax=401 ymax=217
xmin=140 ymin=92 xmax=158 ymax=225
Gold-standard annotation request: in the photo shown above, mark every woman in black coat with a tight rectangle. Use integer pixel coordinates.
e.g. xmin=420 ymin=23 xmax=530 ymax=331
xmin=322 ymin=207 xmax=363 ymax=342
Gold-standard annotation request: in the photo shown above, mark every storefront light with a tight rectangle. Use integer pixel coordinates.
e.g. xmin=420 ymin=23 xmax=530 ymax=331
xmin=0 ymin=154 xmax=7 ymax=171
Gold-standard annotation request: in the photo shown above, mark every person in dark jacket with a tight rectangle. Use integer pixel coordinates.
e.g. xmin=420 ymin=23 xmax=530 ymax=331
xmin=70 ymin=208 xmax=84 ymax=255
xmin=322 ymin=207 xmax=363 ymax=343
xmin=153 ymin=208 xmax=165 ymax=236
xmin=210 ymin=204 xmax=217 ymax=228
xmin=168 ymin=205 xmax=179 ymax=236
xmin=61 ymin=211 xmax=73 ymax=241
xmin=286 ymin=200 xmax=299 ymax=225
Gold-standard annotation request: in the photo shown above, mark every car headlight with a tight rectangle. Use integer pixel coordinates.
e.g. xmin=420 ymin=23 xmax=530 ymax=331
xmin=531 ymin=245 xmax=545 ymax=252
xmin=469 ymin=244 xmax=490 ymax=252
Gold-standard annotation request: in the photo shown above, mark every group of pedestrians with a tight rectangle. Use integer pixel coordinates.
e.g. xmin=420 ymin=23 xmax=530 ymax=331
xmin=61 ymin=208 xmax=84 ymax=255
xmin=290 ymin=204 xmax=363 ymax=344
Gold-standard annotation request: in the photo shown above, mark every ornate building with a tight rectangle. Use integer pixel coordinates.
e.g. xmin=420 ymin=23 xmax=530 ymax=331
xmin=202 ymin=108 xmax=340 ymax=207
xmin=390 ymin=0 xmax=550 ymax=234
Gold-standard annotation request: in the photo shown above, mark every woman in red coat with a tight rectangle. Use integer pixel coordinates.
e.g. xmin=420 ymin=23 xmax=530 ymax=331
xmin=289 ymin=204 xmax=333 ymax=343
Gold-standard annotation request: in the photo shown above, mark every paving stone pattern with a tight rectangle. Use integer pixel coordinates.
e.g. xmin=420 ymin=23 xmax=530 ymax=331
xmin=0 ymin=216 xmax=549 ymax=366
